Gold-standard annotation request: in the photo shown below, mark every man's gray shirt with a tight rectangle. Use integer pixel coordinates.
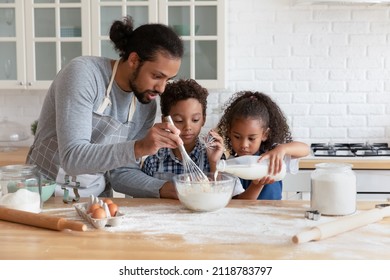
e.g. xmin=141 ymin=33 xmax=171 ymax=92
xmin=28 ymin=56 xmax=165 ymax=198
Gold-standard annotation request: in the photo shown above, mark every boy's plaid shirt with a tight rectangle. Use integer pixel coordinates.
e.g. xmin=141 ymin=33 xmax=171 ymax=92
xmin=142 ymin=140 xmax=209 ymax=176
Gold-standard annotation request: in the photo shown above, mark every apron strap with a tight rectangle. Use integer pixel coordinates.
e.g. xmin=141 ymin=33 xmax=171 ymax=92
xmin=96 ymin=59 xmax=137 ymax=122
xmin=128 ymin=95 xmax=137 ymax=122
xmin=96 ymin=60 xmax=119 ymax=114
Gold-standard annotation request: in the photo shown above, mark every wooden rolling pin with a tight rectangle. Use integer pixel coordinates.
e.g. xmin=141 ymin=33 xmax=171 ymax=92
xmin=0 ymin=207 xmax=87 ymax=232
xmin=292 ymin=204 xmax=390 ymax=244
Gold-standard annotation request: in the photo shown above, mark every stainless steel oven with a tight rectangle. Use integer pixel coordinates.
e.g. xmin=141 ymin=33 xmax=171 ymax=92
xmin=283 ymin=142 xmax=390 ymax=201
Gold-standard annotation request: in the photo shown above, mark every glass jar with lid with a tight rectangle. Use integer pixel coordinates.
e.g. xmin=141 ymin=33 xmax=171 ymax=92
xmin=310 ymin=162 xmax=356 ymax=216
xmin=0 ymin=118 xmax=30 ymax=151
xmin=0 ymin=164 xmax=42 ymax=213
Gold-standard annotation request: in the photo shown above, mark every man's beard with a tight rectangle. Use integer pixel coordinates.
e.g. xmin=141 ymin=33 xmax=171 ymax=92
xmin=129 ymin=64 xmax=161 ymax=104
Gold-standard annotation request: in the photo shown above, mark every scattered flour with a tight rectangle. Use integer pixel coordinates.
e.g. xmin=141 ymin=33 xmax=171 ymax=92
xmin=103 ymin=204 xmax=326 ymax=244
xmin=112 ymin=204 xmax=389 ymax=258
xmin=43 ymin=202 xmax=390 ymax=259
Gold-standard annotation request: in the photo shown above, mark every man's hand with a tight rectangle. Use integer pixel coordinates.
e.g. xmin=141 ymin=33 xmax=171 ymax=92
xmin=134 ymin=122 xmax=183 ymax=158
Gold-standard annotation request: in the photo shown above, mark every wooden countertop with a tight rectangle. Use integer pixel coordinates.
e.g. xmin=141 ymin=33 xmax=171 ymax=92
xmin=0 ymin=146 xmax=29 ymax=166
xmin=0 ymin=197 xmax=388 ymax=260
xmin=299 ymin=156 xmax=390 ymax=170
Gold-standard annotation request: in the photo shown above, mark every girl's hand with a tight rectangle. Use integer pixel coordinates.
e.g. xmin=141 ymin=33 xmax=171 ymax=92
xmin=235 ymin=176 xmax=274 ymax=200
xmin=258 ymin=145 xmax=286 ymax=176
xmin=252 ymin=175 xmax=275 ymax=186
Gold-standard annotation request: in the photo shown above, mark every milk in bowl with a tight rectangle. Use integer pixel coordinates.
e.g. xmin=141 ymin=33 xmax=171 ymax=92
xmin=173 ymin=172 xmax=235 ymax=212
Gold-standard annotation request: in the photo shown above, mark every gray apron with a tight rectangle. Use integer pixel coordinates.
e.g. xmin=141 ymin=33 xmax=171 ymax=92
xmin=28 ymin=60 xmax=137 ymax=202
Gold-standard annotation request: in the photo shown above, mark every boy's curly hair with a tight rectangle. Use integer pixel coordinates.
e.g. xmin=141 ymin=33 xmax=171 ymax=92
xmin=160 ymin=79 xmax=208 ymax=117
xmin=217 ymin=91 xmax=292 ymax=155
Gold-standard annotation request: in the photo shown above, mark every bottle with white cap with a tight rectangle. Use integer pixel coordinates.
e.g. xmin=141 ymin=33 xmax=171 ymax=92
xmin=216 ymin=155 xmax=286 ymax=181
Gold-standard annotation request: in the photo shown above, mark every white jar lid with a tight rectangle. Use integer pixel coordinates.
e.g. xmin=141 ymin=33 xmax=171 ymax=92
xmin=0 ymin=118 xmax=30 ymax=142
xmin=314 ymin=162 xmax=353 ymax=169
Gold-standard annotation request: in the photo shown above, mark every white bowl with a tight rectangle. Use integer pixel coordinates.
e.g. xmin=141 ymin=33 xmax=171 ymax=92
xmin=173 ymin=172 xmax=235 ymax=212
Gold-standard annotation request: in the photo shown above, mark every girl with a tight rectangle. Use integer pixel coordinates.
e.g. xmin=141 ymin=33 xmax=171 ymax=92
xmin=142 ymin=79 xmax=245 ymax=197
xmin=217 ymin=91 xmax=310 ymax=200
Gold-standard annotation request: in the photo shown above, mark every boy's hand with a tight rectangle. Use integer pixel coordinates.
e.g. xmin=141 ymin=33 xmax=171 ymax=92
xmin=159 ymin=181 xmax=178 ymax=199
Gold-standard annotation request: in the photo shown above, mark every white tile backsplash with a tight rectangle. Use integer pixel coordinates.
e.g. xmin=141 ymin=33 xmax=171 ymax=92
xmin=1 ymin=0 xmax=390 ymax=146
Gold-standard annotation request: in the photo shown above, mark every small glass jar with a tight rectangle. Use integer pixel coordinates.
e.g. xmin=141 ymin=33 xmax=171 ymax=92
xmin=0 ymin=164 xmax=42 ymax=213
xmin=311 ymin=162 xmax=356 ymax=216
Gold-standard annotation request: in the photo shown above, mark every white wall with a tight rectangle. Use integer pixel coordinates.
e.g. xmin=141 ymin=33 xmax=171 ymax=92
xmin=1 ymin=0 xmax=390 ymax=147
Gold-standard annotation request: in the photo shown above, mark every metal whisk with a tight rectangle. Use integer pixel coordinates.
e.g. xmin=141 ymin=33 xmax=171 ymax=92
xmin=165 ymin=116 xmax=209 ymax=182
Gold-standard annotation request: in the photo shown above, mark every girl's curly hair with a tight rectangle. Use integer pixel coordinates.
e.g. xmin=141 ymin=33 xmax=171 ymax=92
xmin=217 ymin=91 xmax=292 ymax=155
xmin=160 ymin=79 xmax=208 ymax=118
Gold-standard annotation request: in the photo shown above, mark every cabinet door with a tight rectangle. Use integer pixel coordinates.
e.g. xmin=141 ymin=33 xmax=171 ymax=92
xmin=24 ymin=0 xmax=90 ymax=90
xmin=159 ymin=0 xmax=225 ymax=89
xmin=90 ymin=0 xmax=157 ymax=59
xmin=90 ymin=0 xmax=225 ymax=89
xmin=0 ymin=0 xmax=25 ymax=88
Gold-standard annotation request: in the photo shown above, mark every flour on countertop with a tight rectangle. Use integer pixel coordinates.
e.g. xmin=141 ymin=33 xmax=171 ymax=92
xmin=44 ymin=203 xmax=390 ymax=259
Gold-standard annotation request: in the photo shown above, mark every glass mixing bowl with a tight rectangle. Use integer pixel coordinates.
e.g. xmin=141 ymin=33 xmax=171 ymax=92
xmin=173 ymin=172 xmax=235 ymax=212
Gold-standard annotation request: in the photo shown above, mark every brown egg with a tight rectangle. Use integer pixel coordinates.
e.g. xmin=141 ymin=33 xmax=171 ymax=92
xmin=88 ymin=203 xmax=101 ymax=214
xmin=102 ymin=198 xmax=113 ymax=205
xmin=108 ymin=203 xmax=118 ymax=217
xmin=91 ymin=207 xmax=107 ymax=219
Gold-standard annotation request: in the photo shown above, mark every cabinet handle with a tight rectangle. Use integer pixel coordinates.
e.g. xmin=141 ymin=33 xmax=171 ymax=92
xmin=19 ymin=81 xmax=24 ymax=86
xmin=28 ymin=82 xmax=32 ymax=86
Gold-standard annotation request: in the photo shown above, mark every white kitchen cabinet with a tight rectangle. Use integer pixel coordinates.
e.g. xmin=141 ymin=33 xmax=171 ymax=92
xmin=0 ymin=0 xmax=21 ymax=88
xmin=282 ymin=172 xmax=312 ymax=200
xmin=161 ymin=0 xmax=226 ymax=89
xmin=91 ymin=0 xmax=226 ymax=89
xmin=0 ymin=0 xmax=225 ymax=90
xmin=0 ymin=0 xmax=90 ymax=90
xmin=90 ymin=0 xmax=157 ymax=59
